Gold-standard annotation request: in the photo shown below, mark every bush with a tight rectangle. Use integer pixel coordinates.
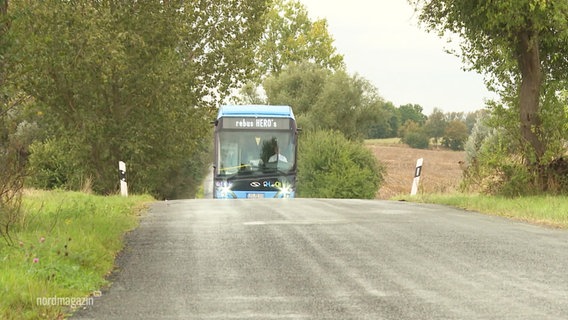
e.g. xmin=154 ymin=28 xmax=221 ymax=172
xmin=442 ymin=120 xmax=468 ymax=151
xmin=464 ymin=117 xmax=491 ymax=163
xmin=297 ymin=130 xmax=385 ymax=198
xmin=460 ymin=126 xmax=558 ymax=196
xmin=26 ymin=139 xmax=84 ymax=191
xmin=1 ymin=102 xmax=31 ymax=246
xmin=399 ymin=120 xmax=429 ymax=149
xmin=0 ymin=148 xmax=25 ymax=246
xmin=403 ymin=131 xmax=430 ymax=149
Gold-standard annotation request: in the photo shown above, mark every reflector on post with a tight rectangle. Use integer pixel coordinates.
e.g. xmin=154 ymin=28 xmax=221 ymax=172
xmin=410 ymin=158 xmax=423 ymax=196
xmin=119 ymin=161 xmax=128 ymax=197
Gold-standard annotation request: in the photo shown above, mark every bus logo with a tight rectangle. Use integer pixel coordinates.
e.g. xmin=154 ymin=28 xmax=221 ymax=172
xmin=250 ymin=181 xmax=261 ymax=188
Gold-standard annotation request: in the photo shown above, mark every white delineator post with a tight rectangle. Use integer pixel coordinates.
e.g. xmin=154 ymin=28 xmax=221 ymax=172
xmin=119 ymin=161 xmax=128 ymax=197
xmin=410 ymin=158 xmax=423 ymax=196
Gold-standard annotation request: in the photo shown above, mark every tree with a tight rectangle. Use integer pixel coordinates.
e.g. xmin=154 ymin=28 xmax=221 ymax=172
xmin=310 ymin=71 xmax=384 ymax=140
xmin=264 ymin=61 xmax=331 ymax=114
xmin=265 ymin=62 xmax=386 ymax=140
xmin=255 ymin=0 xmax=344 ymax=78
xmin=230 ymin=82 xmax=268 ymax=105
xmin=424 ymin=108 xmax=447 ymax=147
xmin=464 ymin=115 xmax=492 ymax=164
xmin=1 ymin=0 xmax=20 ymax=246
xmin=11 ymin=0 xmax=270 ymax=198
xmin=1 ymin=0 xmax=35 ymax=245
xmin=231 ymin=0 xmax=345 ymax=104
xmin=410 ymin=0 xmax=568 ymax=166
xmin=465 ymin=110 xmax=487 ymax=134
xmin=367 ymin=101 xmax=400 ymax=139
xmin=443 ymin=120 xmax=469 ymax=151
xmin=398 ymin=103 xmax=426 ymax=128
xmin=385 ymin=102 xmax=401 ymax=138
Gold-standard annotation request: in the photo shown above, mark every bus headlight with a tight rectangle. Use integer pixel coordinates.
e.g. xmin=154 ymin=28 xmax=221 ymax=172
xmin=215 ymin=181 xmax=235 ymax=199
xmin=277 ymin=183 xmax=294 ymax=198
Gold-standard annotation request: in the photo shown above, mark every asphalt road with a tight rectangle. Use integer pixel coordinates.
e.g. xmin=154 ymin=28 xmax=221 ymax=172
xmin=73 ymin=199 xmax=568 ymax=319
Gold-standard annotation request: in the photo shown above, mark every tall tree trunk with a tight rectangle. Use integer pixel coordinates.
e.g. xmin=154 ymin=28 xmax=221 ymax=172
xmin=516 ymin=29 xmax=545 ymax=162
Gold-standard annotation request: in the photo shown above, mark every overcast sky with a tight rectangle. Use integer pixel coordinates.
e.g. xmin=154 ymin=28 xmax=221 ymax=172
xmin=299 ymin=0 xmax=493 ymax=115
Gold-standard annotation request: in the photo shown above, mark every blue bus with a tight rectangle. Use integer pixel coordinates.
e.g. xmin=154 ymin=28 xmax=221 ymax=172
xmin=213 ymin=105 xmax=299 ymax=199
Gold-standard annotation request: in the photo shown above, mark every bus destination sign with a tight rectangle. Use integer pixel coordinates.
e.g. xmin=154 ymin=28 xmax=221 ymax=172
xmin=222 ymin=117 xmax=290 ymax=130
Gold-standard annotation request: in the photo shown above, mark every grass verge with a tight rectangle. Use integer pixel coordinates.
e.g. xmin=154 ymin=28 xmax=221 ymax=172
xmin=398 ymin=193 xmax=568 ymax=228
xmin=0 ymin=190 xmax=153 ymax=319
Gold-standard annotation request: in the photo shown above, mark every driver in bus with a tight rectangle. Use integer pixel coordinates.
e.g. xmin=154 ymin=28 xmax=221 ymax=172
xmin=268 ymin=139 xmax=288 ymax=163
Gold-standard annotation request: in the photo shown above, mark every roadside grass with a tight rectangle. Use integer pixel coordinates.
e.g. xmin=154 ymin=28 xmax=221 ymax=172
xmin=0 ymin=190 xmax=153 ymax=319
xmin=367 ymin=138 xmax=568 ymax=228
xmin=397 ymin=193 xmax=568 ymax=228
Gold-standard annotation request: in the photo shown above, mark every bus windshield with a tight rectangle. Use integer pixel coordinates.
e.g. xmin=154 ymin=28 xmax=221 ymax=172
xmin=217 ymin=130 xmax=296 ymax=176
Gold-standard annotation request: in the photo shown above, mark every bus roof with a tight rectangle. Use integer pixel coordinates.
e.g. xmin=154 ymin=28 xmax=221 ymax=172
xmin=217 ymin=105 xmax=295 ymax=119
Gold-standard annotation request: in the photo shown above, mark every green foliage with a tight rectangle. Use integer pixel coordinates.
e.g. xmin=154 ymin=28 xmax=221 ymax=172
xmin=255 ymin=0 xmax=344 ymax=78
xmin=464 ymin=115 xmax=492 ymax=163
xmin=442 ymin=120 xmax=468 ymax=151
xmin=410 ymin=0 xmax=568 ymax=192
xmin=1 ymin=1 xmax=29 ymax=245
xmin=460 ymin=121 xmax=547 ymax=196
xmin=465 ymin=110 xmax=487 ymax=134
xmin=262 ymin=60 xmax=403 ymax=142
xmin=310 ymin=72 xmax=384 ymax=140
xmin=410 ymin=0 xmax=568 ymax=86
xmin=230 ymin=82 xmax=268 ymax=105
xmin=7 ymin=0 xmax=269 ymax=199
xmin=404 ymin=132 xmax=430 ymax=150
xmin=462 ymin=95 xmax=568 ymax=196
xmin=399 ymin=120 xmax=429 ymax=149
xmin=265 ymin=62 xmax=387 ymax=140
xmin=424 ymin=108 xmax=447 ymax=147
xmin=0 ymin=0 xmax=9 ymax=80
xmin=297 ymin=130 xmax=384 ymax=199
xmin=0 ymin=190 xmax=152 ymax=319
xmin=0 ymin=148 xmax=24 ymax=245
xmin=264 ymin=61 xmax=331 ymax=114
xmin=366 ymin=102 xmax=400 ymax=139
xmin=26 ymin=139 xmax=81 ymax=190
xmin=497 ymin=164 xmax=538 ymax=197
xmin=398 ymin=104 xmax=427 ymax=127
xmin=231 ymin=0 xmax=344 ymax=109
xmin=396 ymin=108 xmax=477 ymax=151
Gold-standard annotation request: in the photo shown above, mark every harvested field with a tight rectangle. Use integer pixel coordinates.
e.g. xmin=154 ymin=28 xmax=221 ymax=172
xmin=366 ymin=141 xmax=466 ymax=199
